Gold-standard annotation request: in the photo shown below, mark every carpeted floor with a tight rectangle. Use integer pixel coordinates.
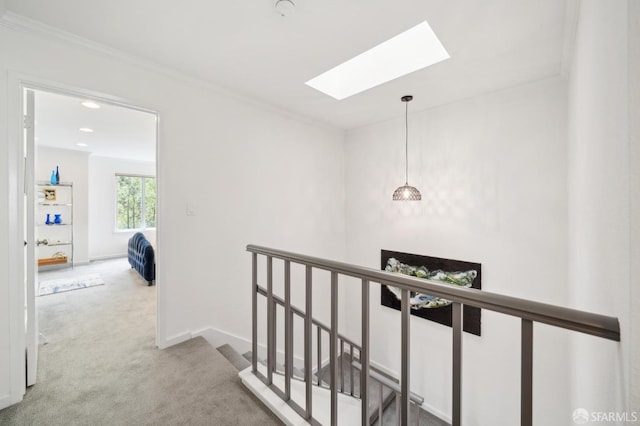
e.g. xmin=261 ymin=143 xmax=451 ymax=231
xmin=0 ymin=258 xmax=282 ymax=426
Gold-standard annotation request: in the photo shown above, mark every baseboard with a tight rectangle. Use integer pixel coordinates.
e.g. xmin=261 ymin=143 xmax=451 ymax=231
xmin=160 ymin=331 xmax=192 ymax=349
xmin=160 ymin=328 xmax=252 ymax=355
xmin=193 ymin=327 xmax=307 ymax=367
xmin=163 ymin=326 xmax=307 ymax=368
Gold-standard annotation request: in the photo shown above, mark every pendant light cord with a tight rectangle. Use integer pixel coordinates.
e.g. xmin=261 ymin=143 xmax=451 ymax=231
xmin=405 ymin=100 xmax=409 ymax=185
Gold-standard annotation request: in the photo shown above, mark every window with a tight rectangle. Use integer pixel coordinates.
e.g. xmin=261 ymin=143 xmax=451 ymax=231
xmin=116 ymin=175 xmax=156 ymax=231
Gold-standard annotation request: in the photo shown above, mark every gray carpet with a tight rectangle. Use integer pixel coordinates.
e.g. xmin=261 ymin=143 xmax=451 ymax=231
xmin=0 ymin=258 xmax=282 ymax=426
xmin=217 ymin=344 xmax=251 ymax=372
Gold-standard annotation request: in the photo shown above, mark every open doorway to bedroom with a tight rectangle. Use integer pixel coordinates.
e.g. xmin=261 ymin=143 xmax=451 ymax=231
xmin=34 ymin=89 xmax=157 ymax=267
xmin=29 ymin=87 xmax=158 ymax=384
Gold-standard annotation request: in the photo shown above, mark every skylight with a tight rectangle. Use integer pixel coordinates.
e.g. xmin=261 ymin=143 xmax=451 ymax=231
xmin=305 ymin=21 xmax=449 ymax=100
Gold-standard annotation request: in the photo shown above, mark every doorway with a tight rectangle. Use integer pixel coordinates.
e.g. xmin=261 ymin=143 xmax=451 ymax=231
xmin=21 ymin=83 xmax=159 ymax=388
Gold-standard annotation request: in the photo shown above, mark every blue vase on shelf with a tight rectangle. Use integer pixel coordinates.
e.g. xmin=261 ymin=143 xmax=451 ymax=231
xmin=54 ymin=214 xmax=62 ymax=224
xmin=50 ymin=170 xmax=56 ymax=185
xmin=45 ymin=214 xmax=52 ymax=225
xmin=55 ymin=166 xmax=60 ymax=184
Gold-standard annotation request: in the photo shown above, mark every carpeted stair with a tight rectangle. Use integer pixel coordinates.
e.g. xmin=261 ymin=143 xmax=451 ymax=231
xmin=217 ymin=343 xmax=251 ymax=371
xmin=221 ymin=344 xmax=450 ymax=425
xmin=238 ymin=348 xmax=397 ymax=424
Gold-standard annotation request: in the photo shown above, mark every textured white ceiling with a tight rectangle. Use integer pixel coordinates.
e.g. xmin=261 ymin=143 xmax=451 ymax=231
xmin=7 ymin=0 xmax=568 ymax=130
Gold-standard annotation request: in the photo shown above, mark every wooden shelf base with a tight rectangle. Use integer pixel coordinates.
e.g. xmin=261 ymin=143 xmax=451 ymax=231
xmin=38 ymin=257 xmax=68 ymax=266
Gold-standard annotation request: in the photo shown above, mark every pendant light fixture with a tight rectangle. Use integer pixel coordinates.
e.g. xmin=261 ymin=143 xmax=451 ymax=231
xmin=393 ymin=95 xmax=422 ymax=201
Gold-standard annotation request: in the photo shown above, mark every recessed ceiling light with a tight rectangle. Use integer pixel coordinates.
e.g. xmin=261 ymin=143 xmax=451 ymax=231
xmin=76 ymin=143 xmax=88 ymax=147
xmin=305 ymin=20 xmax=450 ymax=100
xmin=79 ymin=127 xmax=94 ymax=133
xmin=81 ymin=101 xmax=100 ymax=109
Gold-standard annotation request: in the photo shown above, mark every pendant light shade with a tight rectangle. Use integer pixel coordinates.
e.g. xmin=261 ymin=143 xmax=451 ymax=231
xmin=393 ymin=184 xmax=422 ymax=201
xmin=393 ymin=95 xmax=421 ymax=201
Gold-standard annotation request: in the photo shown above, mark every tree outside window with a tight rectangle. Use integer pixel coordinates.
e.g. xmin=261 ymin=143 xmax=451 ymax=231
xmin=116 ymin=175 xmax=156 ymax=230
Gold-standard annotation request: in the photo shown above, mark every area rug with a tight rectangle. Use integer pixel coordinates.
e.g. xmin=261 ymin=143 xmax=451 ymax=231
xmin=38 ymin=274 xmax=105 ymax=296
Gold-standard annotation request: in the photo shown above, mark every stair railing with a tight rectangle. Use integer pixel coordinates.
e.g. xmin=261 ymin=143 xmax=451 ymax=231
xmin=247 ymin=244 xmax=620 ymax=426
xmin=259 ymin=287 xmax=423 ymax=425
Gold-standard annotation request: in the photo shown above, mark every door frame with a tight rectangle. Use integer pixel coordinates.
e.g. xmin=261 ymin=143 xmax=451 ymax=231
xmin=24 ymin=88 xmax=37 ymax=387
xmin=6 ymin=71 xmax=162 ymax=404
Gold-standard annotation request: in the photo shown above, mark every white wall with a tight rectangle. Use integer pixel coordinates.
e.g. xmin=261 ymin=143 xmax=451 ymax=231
xmin=629 ymin=0 xmax=640 ymax=410
xmin=568 ymin=0 xmax=637 ymax=414
xmin=88 ymin=156 xmax=156 ymax=260
xmin=0 ymin=23 xmax=345 ymax=408
xmin=0 ymin=27 xmax=11 ymax=409
xmin=33 ymin=149 xmax=155 ymax=264
xmin=343 ymin=77 xmax=569 ymax=424
xmin=35 ymin=146 xmax=90 ymax=265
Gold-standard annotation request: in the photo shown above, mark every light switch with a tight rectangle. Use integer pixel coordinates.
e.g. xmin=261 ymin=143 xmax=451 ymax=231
xmin=186 ymin=203 xmax=196 ymax=216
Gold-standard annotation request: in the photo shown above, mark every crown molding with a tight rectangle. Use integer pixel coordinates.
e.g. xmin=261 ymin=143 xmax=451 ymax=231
xmin=0 ymin=11 xmax=245 ymax=98
xmin=0 ymin=11 xmax=339 ymax=131
xmin=560 ymin=0 xmax=580 ymax=78
xmin=1 ymin=12 xmax=137 ymax=62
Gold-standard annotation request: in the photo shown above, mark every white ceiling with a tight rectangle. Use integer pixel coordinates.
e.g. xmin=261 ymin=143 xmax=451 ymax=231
xmin=7 ymin=0 xmax=568 ymax=130
xmin=35 ymin=91 xmax=157 ymax=162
